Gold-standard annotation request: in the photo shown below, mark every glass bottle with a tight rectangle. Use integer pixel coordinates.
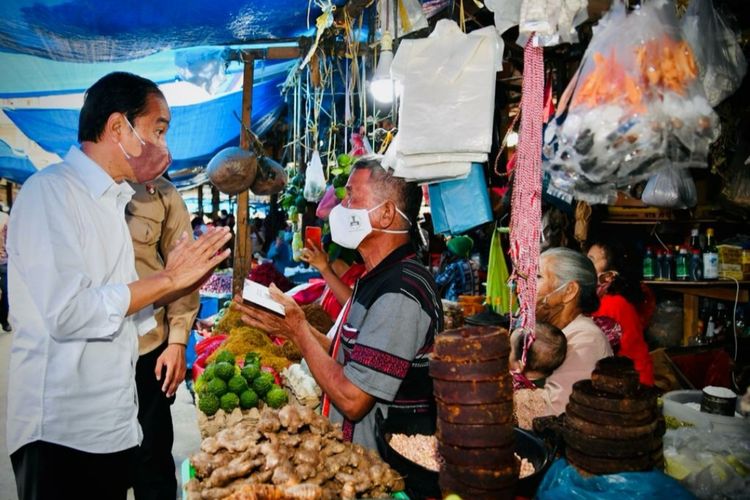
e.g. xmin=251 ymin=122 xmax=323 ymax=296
xmin=676 ymin=247 xmax=689 ymax=280
xmin=703 ymin=228 xmax=719 ymax=280
xmin=643 ymin=247 xmax=656 ymax=280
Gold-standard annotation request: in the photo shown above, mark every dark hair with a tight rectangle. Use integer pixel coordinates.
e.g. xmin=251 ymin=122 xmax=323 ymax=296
xmin=511 ymin=323 xmax=567 ymax=377
xmin=541 ymin=247 xmax=600 ymax=314
xmin=78 ymin=72 xmax=163 ymax=143
xmin=351 ymin=156 xmax=422 ymax=231
xmin=586 ymin=238 xmax=645 ymax=307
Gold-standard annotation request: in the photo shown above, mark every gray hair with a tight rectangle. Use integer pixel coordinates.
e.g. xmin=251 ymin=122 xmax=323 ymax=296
xmin=540 ymin=247 xmax=600 ymax=314
xmin=351 ymin=156 xmax=422 ymax=228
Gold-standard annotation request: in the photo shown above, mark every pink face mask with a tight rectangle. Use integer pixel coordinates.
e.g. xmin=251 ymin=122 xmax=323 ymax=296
xmin=118 ymin=117 xmax=172 ymax=183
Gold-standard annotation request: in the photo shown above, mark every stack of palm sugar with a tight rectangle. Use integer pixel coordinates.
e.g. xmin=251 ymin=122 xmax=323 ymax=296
xmin=430 ymin=326 xmax=517 ymax=499
xmin=563 ymin=356 xmax=665 ymax=475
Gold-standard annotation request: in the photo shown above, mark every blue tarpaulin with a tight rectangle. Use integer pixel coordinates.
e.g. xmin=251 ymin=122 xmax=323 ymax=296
xmin=4 ymin=61 xmax=291 ymax=171
xmin=0 ymin=0 xmax=343 ymax=62
xmin=0 ymin=140 xmax=37 ymax=184
xmin=0 ymin=0 xmax=347 ymax=184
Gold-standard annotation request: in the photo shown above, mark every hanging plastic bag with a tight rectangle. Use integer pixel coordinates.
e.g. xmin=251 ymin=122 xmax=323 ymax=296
xmin=378 ymin=0 xmax=428 ymax=37
xmin=681 ymin=0 xmax=747 ymax=107
xmin=641 ymin=167 xmax=697 ymax=208
xmin=428 ymin=163 xmax=493 ymax=235
xmin=721 ymin=154 xmax=750 ymax=209
xmin=486 ymin=227 xmax=513 ymax=315
xmin=303 ymin=150 xmax=326 ymax=202
xmin=315 ymin=185 xmax=340 ymax=220
xmin=543 ymin=0 xmax=718 ymax=204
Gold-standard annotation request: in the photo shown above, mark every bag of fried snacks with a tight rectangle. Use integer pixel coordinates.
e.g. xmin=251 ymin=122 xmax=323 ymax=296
xmin=543 ymin=0 xmax=718 ymax=204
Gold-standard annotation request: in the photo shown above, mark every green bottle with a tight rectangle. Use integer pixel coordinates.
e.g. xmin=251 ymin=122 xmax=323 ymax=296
xmin=676 ymin=247 xmax=689 ymax=280
xmin=643 ymin=247 xmax=655 ymax=280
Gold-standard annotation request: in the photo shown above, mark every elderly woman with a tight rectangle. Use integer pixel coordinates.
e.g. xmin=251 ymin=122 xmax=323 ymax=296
xmin=535 ymin=247 xmax=613 ymax=415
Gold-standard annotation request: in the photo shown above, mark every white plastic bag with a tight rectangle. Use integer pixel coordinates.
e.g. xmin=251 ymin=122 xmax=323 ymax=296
xmin=484 ymin=0 xmax=522 ymax=34
xmin=641 ymin=167 xmax=697 ymax=208
xmin=681 ymin=0 xmax=747 ymax=107
xmin=303 ymin=150 xmax=326 ymax=202
xmin=377 ymin=0 xmax=428 ymax=37
xmin=391 ymin=20 xmax=501 ymax=156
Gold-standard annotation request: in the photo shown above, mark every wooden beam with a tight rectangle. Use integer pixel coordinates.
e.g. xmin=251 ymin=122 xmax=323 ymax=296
xmin=5 ymin=182 xmax=12 ymax=210
xmin=233 ymin=57 xmax=256 ymax=296
xmin=225 ymin=46 xmax=303 ymax=62
xmin=335 ymin=0 xmax=375 ymax=24
xmin=211 ymin=186 xmax=220 ymax=219
xmin=682 ymin=294 xmax=699 ymax=346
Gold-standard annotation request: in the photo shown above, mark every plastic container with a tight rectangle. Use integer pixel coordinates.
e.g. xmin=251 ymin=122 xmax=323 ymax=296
xmin=662 ymin=390 xmax=749 ymax=437
xmin=701 ymin=386 xmax=738 ymax=416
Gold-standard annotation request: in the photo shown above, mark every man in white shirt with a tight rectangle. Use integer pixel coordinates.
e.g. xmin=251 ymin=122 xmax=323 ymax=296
xmin=6 ymin=72 xmax=231 ymax=500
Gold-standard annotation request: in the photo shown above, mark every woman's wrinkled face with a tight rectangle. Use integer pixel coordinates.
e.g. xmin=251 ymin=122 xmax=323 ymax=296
xmin=536 ymin=256 xmax=559 ymax=302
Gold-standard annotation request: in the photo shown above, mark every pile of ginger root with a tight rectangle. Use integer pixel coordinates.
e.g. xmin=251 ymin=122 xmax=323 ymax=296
xmin=186 ymin=405 xmax=404 ymax=499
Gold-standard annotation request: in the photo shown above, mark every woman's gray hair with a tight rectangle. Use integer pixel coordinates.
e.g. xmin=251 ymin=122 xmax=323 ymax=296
xmin=540 ymin=247 xmax=600 ymax=314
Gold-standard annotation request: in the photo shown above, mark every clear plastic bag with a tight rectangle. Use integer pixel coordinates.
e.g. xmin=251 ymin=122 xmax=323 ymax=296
xmin=377 ymin=0 xmax=427 ymax=37
xmin=641 ymin=167 xmax=697 ymax=208
xmin=543 ymin=0 xmax=719 ymax=204
xmin=721 ymin=151 xmax=750 ymax=209
xmin=663 ymin=427 xmax=750 ymax=499
xmin=303 ymin=150 xmax=326 ymax=202
xmin=681 ymin=0 xmax=747 ymax=107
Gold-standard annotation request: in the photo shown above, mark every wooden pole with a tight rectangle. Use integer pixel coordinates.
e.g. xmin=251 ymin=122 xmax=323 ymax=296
xmin=233 ymin=56 xmax=255 ymax=296
xmin=211 ymin=186 xmax=220 ymax=219
xmin=5 ymin=182 xmax=13 ymax=210
xmin=197 ymin=184 xmax=204 ymax=216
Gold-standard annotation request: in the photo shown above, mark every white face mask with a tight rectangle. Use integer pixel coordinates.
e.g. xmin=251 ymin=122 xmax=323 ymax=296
xmin=329 ymin=200 xmax=410 ymax=250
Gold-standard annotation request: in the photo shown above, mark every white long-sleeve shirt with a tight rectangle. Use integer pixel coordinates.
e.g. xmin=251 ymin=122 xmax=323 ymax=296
xmin=6 ymin=146 xmax=155 ymax=455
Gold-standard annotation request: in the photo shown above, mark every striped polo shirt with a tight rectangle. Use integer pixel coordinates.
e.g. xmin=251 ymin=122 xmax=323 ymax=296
xmin=328 ymin=244 xmax=444 ymax=450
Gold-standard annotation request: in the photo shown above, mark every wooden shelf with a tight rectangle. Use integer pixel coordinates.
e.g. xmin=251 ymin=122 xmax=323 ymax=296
xmin=602 ymin=219 xmax=718 ymax=225
xmin=642 ymin=279 xmax=749 ymax=345
xmin=642 ymin=280 xmax=750 ymax=286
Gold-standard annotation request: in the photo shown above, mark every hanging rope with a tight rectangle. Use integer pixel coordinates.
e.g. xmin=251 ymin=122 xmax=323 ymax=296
xmin=509 ymin=37 xmax=544 ymax=367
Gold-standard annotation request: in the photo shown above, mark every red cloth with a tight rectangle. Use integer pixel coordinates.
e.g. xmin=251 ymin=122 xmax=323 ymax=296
xmin=291 ymin=280 xmax=327 ymax=305
xmin=594 ymin=294 xmax=655 ymax=385
xmin=320 ymin=263 xmax=367 ymax=320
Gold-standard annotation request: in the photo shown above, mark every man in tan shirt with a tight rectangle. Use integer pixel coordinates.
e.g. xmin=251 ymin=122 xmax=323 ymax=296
xmin=126 ymin=176 xmax=200 ymax=499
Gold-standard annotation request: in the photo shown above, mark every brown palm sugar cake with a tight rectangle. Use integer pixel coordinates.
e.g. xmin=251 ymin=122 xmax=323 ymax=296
xmin=562 ymin=357 xmax=664 ymax=476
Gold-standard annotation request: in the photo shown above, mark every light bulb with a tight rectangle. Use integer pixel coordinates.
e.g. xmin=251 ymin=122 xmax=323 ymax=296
xmin=369 ymin=31 xmax=398 ymax=104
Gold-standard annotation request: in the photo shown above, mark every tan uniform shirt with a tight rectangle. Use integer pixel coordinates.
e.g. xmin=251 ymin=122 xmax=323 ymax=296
xmin=125 ymin=178 xmax=200 ymax=355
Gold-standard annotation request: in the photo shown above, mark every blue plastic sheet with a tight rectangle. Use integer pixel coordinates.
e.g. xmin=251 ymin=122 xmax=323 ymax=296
xmin=428 ymin=163 xmax=493 ymax=235
xmin=537 ymin=458 xmax=697 ymax=500
xmin=0 ymin=140 xmax=36 ymax=184
xmin=0 ymin=0 xmax=344 ymax=62
xmin=4 ymin=66 xmax=288 ymax=172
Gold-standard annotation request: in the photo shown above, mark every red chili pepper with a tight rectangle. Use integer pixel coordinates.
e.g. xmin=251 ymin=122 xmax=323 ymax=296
xmin=261 ymin=366 xmax=281 ymax=386
xmin=269 ymin=335 xmax=286 ymax=346
xmin=195 ymin=335 xmax=226 ymax=355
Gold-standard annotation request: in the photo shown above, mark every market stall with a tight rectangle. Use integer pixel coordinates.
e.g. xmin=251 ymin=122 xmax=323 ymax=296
xmin=188 ymin=0 xmax=749 ymax=498
xmin=2 ymin=0 xmax=750 ymax=498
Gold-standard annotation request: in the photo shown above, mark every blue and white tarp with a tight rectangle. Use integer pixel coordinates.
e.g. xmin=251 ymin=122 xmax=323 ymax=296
xmin=0 ymin=0 xmax=347 ymax=183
